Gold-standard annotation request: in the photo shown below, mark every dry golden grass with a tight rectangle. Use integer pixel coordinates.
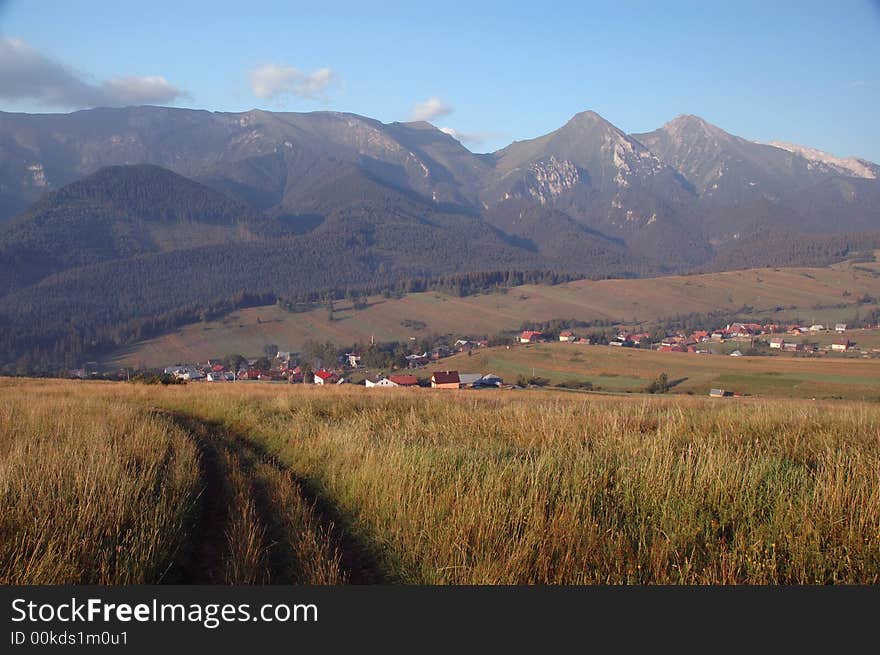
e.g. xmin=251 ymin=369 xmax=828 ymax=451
xmin=131 ymin=383 xmax=880 ymax=584
xmin=0 ymin=394 xmax=200 ymax=584
xmin=0 ymin=380 xmax=344 ymax=585
xmin=3 ymin=379 xmax=879 ymax=584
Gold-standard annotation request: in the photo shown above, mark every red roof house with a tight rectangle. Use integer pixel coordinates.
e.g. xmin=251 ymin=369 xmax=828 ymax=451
xmin=431 ymin=371 xmax=461 ymax=389
xmin=314 ymin=369 xmax=339 ymax=385
xmin=388 ymin=374 xmax=419 ymax=387
xmin=520 ymin=331 xmax=544 ymax=344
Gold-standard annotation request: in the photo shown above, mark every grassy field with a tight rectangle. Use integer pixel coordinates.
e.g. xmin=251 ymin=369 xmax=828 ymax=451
xmin=107 ymin=255 xmax=880 ymax=368
xmin=3 ymin=378 xmax=879 ymax=584
xmin=419 ymin=342 xmax=880 ymax=400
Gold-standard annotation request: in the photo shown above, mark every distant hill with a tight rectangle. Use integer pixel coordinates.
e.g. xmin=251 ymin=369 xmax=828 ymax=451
xmin=106 ymin=254 xmax=880 ymax=370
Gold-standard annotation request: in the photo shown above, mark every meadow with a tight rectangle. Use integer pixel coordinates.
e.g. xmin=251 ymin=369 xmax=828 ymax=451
xmin=2 ymin=378 xmax=878 ymax=584
xmin=423 ymin=342 xmax=880 ymax=400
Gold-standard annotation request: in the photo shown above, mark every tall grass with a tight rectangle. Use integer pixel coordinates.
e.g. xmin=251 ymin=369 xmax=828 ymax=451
xmin=150 ymin=386 xmax=880 ymax=584
xmin=3 ymin=380 xmax=878 ymax=584
xmin=0 ymin=395 xmax=200 ymax=584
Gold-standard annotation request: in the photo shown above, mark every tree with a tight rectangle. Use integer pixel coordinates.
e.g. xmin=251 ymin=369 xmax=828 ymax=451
xmin=646 ymin=372 xmax=670 ymax=394
xmin=226 ymin=353 xmax=246 ymax=370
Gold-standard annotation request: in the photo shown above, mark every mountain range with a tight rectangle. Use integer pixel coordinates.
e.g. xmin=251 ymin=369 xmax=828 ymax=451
xmin=1 ymin=105 xmax=878 ymax=370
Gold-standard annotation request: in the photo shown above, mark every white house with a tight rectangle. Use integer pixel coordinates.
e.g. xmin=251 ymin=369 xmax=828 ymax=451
xmin=365 ymin=376 xmax=398 ymax=388
xmin=834 ymin=323 xmax=847 ymax=333
xmin=769 ymin=338 xmax=785 ymax=349
xmin=809 ymin=324 xmax=825 ymax=332
xmin=314 ymin=369 xmax=339 ymax=385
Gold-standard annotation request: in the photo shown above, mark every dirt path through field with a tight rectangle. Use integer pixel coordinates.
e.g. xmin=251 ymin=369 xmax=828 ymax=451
xmin=156 ymin=410 xmax=382 ymax=584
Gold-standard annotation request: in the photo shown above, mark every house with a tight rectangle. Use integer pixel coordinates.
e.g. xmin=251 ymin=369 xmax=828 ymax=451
xmin=365 ymin=376 xmax=397 ymax=388
xmin=405 ymin=353 xmax=429 ymax=367
xmin=458 ymin=373 xmax=483 ymax=387
xmin=431 ymin=371 xmax=461 ymax=389
xmin=835 ymin=323 xmax=847 ymax=333
xmin=831 ymin=340 xmax=853 ymax=352
xmin=520 ymin=330 xmax=544 ymax=344
xmin=345 ymin=353 xmax=362 ymax=368
xmin=729 ymin=350 xmax=743 ymax=357
xmin=629 ymin=332 xmax=651 ymax=345
xmin=727 ymin=322 xmax=762 ymax=338
xmin=710 ymin=331 xmax=725 ymax=341
xmin=474 ymin=373 xmax=503 ymax=388
xmin=609 ymin=336 xmax=633 ymax=347
xmin=558 ymin=330 xmax=575 ymax=342
xmin=809 ymin=324 xmax=825 ymax=332
xmin=709 ymin=388 xmax=730 ymax=398
xmin=769 ymin=338 xmax=785 ymax=349
xmin=388 ymin=374 xmax=419 ymax=387
xmin=276 ymin=350 xmax=291 ymax=362
xmin=166 ymin=365 xmax=204 ymax=381
xmin=314 ymin=369 xmax=339 ymax=385
xmin=430 ymin=346 xmax=452 ymax=360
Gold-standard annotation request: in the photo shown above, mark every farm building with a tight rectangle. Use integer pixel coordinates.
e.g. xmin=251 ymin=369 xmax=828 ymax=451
xmin=474 ymin=374 xmax=504 ymax=388
xmin=388 ymin=374 xmax=420 ymax=387
xmin=520 ymin=330 xmax=545 ymax=344
xmin=558 ymin=331 xmax=575 ymax=342
xmin=458 ymin=373 xmax=483 ymax=387
xmin=769 ymin=338 xmax=785 ymax=349
xmin=314 ymin=369 xmax=339 ymax=385
xmin=831 ymin=340 xmax=853 ymax=352
xmin=405 ymin=353 xmax=429 ymax=367
xmin=365 ymin=376 xmax=398 ymax=388
xmin=835 ymin=323 xmax=847 ymax=333
xmin=431 ymin=371 xmax=461 ymax=389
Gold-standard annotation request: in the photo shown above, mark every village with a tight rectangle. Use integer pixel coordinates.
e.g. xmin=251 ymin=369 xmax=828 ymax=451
xmin=138 ymin=317 xmax=880 ymax=393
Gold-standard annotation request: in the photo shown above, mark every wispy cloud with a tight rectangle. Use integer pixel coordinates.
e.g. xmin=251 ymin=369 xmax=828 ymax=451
xmin=439 ymin=126 xmax=495 ymax=146
xmin=849 ymin=80 xmax=869 ymax=88
xmin=0 ymin=37 xmax=186 ymax=108
xmin=440 ymin=127 xmax=505 ymax=146
xmin=410 ymin=96 xmax=453 ymax=122
xmin=249 ymin=63 xmax=338 ymax=102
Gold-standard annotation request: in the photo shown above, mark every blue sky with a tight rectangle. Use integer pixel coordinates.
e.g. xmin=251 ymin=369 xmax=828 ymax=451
xmin=1 ymin=0 xmax=878 ymax=158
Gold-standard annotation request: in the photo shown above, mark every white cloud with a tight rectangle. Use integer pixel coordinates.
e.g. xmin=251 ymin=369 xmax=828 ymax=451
xmin=410 ymin=96 xmax=453 ymax=122
xmin=849 ymin=80 xmax=869 ymax=88
xmin=0 ymin=37 xmax=186 ymax=108
xmin=439 ymin=126 xmax=504 ymax=148
xmin=249 ymin=63 xmax=337 ymax=102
